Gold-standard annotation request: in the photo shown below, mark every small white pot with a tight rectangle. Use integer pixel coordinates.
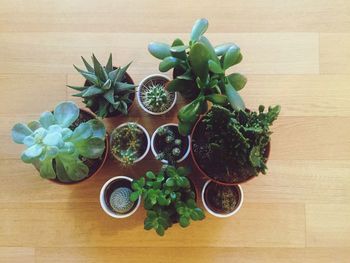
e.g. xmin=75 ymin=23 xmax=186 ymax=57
xmin=151 ymin=123 xmax=190 ymax=164
xmin=100 ymin=176 xmax=141 ymax=219
xmin=110 ymin=122 xmax=150 ymax=164
xmin=201 ymin=181 xmax=244 ymax=218
xmin=137 ymin=74 xmax=177 ymax=115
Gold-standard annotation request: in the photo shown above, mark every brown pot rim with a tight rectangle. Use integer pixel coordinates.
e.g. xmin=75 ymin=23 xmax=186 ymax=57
xmin=190 ymin=112 xmax=271 ymax=186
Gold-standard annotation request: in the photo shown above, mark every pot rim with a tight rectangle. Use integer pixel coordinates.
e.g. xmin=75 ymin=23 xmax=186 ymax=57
xmin=150 ymin=123 xmax=190 ymax=164
xmin=201 ymin=180 xmax=244 ymax=218
xmin=110 ymin=122 xmax=150 ymax=164
xmin=136 ymin=74 xmax=177 ymax=115
xmin=99 ymin=176 xmax=141 ymax=219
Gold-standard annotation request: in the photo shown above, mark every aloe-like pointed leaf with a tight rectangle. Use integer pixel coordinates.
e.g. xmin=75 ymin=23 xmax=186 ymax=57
xmin=67 ymin=85 xmax=86 ymax=91
xmin=82 ymin=86 xmax=104 ymax=97
xmin=81 ymin=56 xmax=94 ymax=72
xmin=54 ymin=101 xmax=79 ymax=128
xmin=208 ymin=59 xmax=224 ymax=74
xmin=103 ymin=88 xmax=115 ymax=105
xmin=223 ymin=45 xmax=241 ymax=70
xmin=39 ymin=159 xmax=56 ymax=179
xmin=115 ymin=82 xmax=136 ymax=92
xmin=73 ymin=65 xmax=99 ymax=85
xmin=227 ymin=73 xmax=247 ymax=91
xmin=190 ymin=18 xmax=208 ymax=42
xmin=12 ymin=123 xmax=33 ymax=144
xmin=159 ymin=56 xmax=180 ymax=72
xmin=224 ymin=81 xmax=245 ymax=111
xmin=115 ymin=62 xmax=132 ymax=82
xmin=189 ymin=42 xmax=210 ymax=83
xmin=148 ymin=42 xmax=171 ymax=59
xmin=70 ymin=123 xmax=93 ymax=142
xmin=39 ymin=111 xmax=56 ymax=129
xmin=198 ymin=36 xmax=220 ymax=63
xmin=92 ymin=54 xmax=108 ymax=82
xmin=108 ymin=67 xmax=119 ymax=83
xmin=101 ymin=79 xmax=112 ymax=90
xmin=75 ymin=137 xmax=105 ymax=159
xmin=24 ymin=144 xmax=43 ymax=158
xmin=87 ymin=119 xmax=106 ymax=139
xmin=105 ymin=53 xmax=113 ymax=73
xmin=215 ymin=43 xmax=237 ymax=56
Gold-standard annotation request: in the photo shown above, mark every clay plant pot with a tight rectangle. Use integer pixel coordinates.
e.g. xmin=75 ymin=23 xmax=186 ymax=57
xmin=100 ymin=176 xmax=141 ymax=219
xmin=137 ymin=74 xmax=177 ymax=115
xmin=202 ymin=180 xmax=244 ymax=218
xmin=151 ymin=123 xmax=190 ymax=164
xmin=48 ymin=108 xmax=109 ymax=185
xmin=190 ymin=114 xmax=271 ymax=186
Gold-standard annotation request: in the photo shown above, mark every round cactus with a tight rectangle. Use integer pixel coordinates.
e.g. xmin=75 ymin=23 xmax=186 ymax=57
xmin=141 ymin=83 xmax=173 ymax=112
xmin=109 ymin=187 xmax=134 ymax=214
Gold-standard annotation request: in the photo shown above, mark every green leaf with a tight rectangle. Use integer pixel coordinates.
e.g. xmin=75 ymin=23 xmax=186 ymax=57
xmin=227 ymin=73 xmax=247 ymax=91
xmin=92 ymin=54 xmax=108 ymax=82
xmin=130 ymin=191 xmax=140 ymax=202
xmin=214 ymin=43 xmax=237 ymax=56
xmin=208 ymin=59 xmax=224 ymax=74
xmin=27 ymin=121 xmax=41 ymax=132
xmin=165 ymin=178 xmax=175 ymax=187
xmin=87 ymin=119 xmax=106 ymax=139
xmin=101 ymin=79 xmax=112 ymax=90
xmin=75 ymin=137 xmax=105 ymax=159
xmin=178 ymin=121 xmax=192 ymax=136
xmin=249 ymin=146 xmax=262 ymax=167
xmin=179 ymin=216 xmax=190 ymax=228
xmin=23 ymin=144 xmax=43 ymax=158
xmin=70 ymin=123 xmax=93 ymax=142
xmin=198 ymin=36 xmax=220 ymax=63
xmin=146 ymin=171 xmax=156 ymax=179
xmin=54 ymin=101 xmax=79 ymax=128
xmin=39 ymin=112 xmax=56 ymax=129
xmin=105 ymin=53 xmax=113 ymax=73
xmin=81 ymin=56 xmax=94 ymax=72
xmin=170 ymin=45 xmax=188 ymax=60
xmin=82 ymin=86 xmax=104 ymax=97
xmin=43 ymin=132 xmax=63 ymax=147
xmin=73 ymin=65 xmax=99 ymax=85
xmin=190 ymin=18 xmax=208 ymax=42
xmin=39 ymin=158 xmax=56 ymax=179
xmin=224 ymin=82 xmax=245 ymax=111
xmin=103 ymin=88 xmax=115 ymax=105
xmin=223 ymin=45 xmax=241 ymax=70
xmin=115 ymin=62 xmax=132 ymax=82
xmin=156 ymin=225 xmax=165 ymax=236
xmin=206 ymin=94 xmax=228 ymax=105
xmin=12 ymin=123 xmax=33 ymax=144
xmin=159 ymin=56 xmax=180 ymax=72
xmin=67 ymin=85 xmax=86 ymax=91
xmin=171 ymin=38 xmax=185 ymax=47
xmin=148 ymin=42 xmax=171 ymax=59
xmin=189 ymin=42 xmax=210 ymax=83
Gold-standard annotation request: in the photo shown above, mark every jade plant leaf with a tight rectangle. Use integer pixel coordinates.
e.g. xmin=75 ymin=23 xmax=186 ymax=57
xmin=189 ymin=42 xmax=210 ymax=83
xmin=227 ymin=73 xmax=247 ymax=91
xmin=190 ymin=18 xmax=208 ymax=42
xmin=224 ymin=81 xmax=245 ymax=111
xmin=159 ymin=56 xmax=180 ymax=72
xmin=223 ymin=45 xmax=241 ymax=70
xmin=148 ymin=42 xmax=172 ymax=60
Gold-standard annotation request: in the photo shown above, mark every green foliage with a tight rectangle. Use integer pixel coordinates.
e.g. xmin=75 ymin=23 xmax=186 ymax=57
xmin=111 ymin=123 xmax=144 ymax=166
xmin=109 ymin=187 xmax=135 ymax=214
xmin=140 ymin=83 xmax=173 ymax=113
xmin=69 ymin=54 xmax=136 ymax=118
xmin=131 ymin=165 xmax=205 ymax=236
xmin=11 ymin=101 xmax=106 ymax=182
xmin=148 ymin=18 xmax=247 ymax=135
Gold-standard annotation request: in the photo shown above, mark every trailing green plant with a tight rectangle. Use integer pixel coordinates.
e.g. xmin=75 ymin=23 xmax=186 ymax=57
xmin=192 ymin=105 xmax=280 ymax=183
xmin=111 ymin=123 xmax=144 ymax=166
xmin=130 ymin=165 xmax=205 ymax=236
xmin=68 ymin=53 xmax=136 ymax=118
xmin=110 ymin=187 xmax=135 ymax=214
xmin=148 ymin=18 xmax=247 ymax=135
xmin=155 ymin=127 xmax=184 ymax=165
xmin=11 ymin=101 xmax=106 ymax=182
xmin=140 ymin=83 xmax=173 ymax=113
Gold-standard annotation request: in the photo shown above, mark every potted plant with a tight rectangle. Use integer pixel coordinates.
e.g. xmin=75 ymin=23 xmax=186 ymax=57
xmin=130 ymin=165 xmax=205 ymax=236
xmin=11 ymin=101 xmax=108 ymax=184
xmin=110 ymin=122 xmax=150 ymax=166
xmin=191 ymin=105 xmax=280 ymax=185
xmin=100 ymin=176 xmax=141 ymax=218
xmin=137 ymin=74 xmax=177 ymax=115
xmin=148 ymin=18 xmax=247 ymax=135
xmin=202 ymin=180 xmax=243 ymax=218
xmin=151 ymin=123 xmax=190 ymax=164
xmin=68 ymin=53 xmax=136 ymax=118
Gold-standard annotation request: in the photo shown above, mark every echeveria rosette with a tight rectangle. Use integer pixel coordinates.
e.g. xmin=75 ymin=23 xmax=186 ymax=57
xmin=11 ymin=101 xmax=106 ymax=182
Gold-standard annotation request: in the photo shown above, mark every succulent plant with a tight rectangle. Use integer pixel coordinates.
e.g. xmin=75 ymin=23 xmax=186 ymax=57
xmin=68 ymin=53 xmax=136 ymax=118
xmin=140 ymin=83 xmax=173 ymax=113
xmin=110 ymin=187 xmax=134 ymax=214
xmin=11 ymin=101 xmax=106 ymax=182
xmin=148 ymin=18 xmax=247 ymax=136
xmin=130 ymin=165 xmax=205 ymax=236
xmin=111 ymin=123 xmax=145 ymax=166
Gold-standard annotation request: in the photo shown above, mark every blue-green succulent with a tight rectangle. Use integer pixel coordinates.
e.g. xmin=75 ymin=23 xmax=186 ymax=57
xmin=11 ymin=101 xmax=106 ymax=182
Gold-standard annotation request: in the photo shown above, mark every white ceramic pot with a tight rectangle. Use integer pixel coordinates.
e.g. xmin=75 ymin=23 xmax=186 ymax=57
xmin=201 ymin=180 xmax=244 ymax=218
xmin=137 ymin=74 xmax=177 ymax=115
xmin=100 ymin=176 xmax=141 ymax=219
xmin=110 ymin=122 xmax=150 ymax=164
xmin=150 ymin=123 xmax=190 ymax=164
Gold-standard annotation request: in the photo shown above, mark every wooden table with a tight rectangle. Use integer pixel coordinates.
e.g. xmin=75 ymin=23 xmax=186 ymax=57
xmin=1 ymin=0 xmax=350 ymax=262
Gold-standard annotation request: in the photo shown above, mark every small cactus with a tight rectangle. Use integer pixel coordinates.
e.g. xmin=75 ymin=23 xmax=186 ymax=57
xmin=140 ymin=82 xmax=174 ymax=113
xmin=110 ymin=187 xmax=135 ymax=214
xmin=156 ymin=126 xmax=185 ymax=164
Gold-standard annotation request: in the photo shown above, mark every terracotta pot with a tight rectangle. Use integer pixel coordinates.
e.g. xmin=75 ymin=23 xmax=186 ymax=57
xmin=190 ymin=114 xmax=271 ymax=186
xmin=50 ymin=108 xmax=109 ymax=185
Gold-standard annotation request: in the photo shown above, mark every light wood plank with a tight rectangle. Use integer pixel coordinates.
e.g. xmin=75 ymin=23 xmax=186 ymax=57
xmin=0 ymin=247 xmax=35 ymax=263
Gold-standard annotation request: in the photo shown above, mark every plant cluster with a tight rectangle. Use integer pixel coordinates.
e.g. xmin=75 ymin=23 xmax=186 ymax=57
xmin=155 ymin=126 xmax=184 ymax=164
xmin=11 ymin=102 xmax=106 ymax=182
xmin=193 ymin=105 xmax=280 ymax=182
xmin=110 ymin=187 xmax=135 ymax=214
xmin=69 ymin=54 xmax=136 ymax=118
xmin=130 ymin=165 xmax=205 ymax=236
xmin=111 ymin=123 xmax=144 ymax=166
xmin=140 ymin=82 xmax=173 ymax=113
xmin=148 ymin=18 xmax=247 ymax=135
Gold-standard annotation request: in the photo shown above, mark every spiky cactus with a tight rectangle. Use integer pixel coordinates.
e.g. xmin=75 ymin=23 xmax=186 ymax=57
xmin=68 ymin=54 xmax=136 ymax=118
xmin=156 ymin=127 xmax=184 ymax=164
xmin=140 ymin=83 xmax=173 ymax=113
xmin=110 ymin=187 xmax=134 ymax=214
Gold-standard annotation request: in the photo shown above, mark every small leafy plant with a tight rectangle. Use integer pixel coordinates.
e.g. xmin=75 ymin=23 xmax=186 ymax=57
xmin=69 ymin=53 xmax=136 ymax=118
xmin=11 ymin=101 xmax=106 ymax=182
xmin=130 ymin=165 xmax=205 ymax=236
xmin=148 ymin=18 xmax=247 ymax=135
xmin=192 ymin=105 xmax=280 ymax=183
xmin=140 ymin=83 xmax=173 ymax=113
xmin=110 ymin=123 xmax=146 ymax=166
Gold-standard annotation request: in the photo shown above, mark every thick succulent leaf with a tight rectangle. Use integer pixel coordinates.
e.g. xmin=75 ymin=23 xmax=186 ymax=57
xmin=92 ymin=54 xmax=108 ymax=82
xmin=108 ymin=67 xmax=119 ymax=83
xmin=67 ymin=85 xmax=86 ymax=91
xmin=189 ymin=42 xmax=210 ymax=83
xmin=81 ymin=56 xmax=94 ymax=72
xmin=48 ymin=124 xmax=63 ymax=133
xmin=178 ymin=121 xmax=193 ymax=136
xmin=39 ymin=111 xmax=56 ymax=129
xmin=208 ymin=59 xmax=224 ymax=74
xmin=45 ymin=146 xmax=59 ymax=159
xmin=73 ymin=65 xmax=99 ymax=85
xmin=198 ymin=36 xmax=220 ymax=63
xmin=23 ymin=136 xmax=35 ymax=147
xmin=214 ymin=43 xmax=237 ymax=56
xmin=61 ymin=128 xmax=73 ymax=140
xmin=24 ymin=144 xmax=43 ymax=158
xmin=43 ymin=132 xmax=64 ymax=147
xmin=227 ymin=73 xmax=247 ymax=91
xmin=115 ymin=62 xmax=132 ymax=82
xmin=103 ymin=88 xmax=115 ymax=105
xmin=224 ymin=81 xmax=245 ymax=111
xmin=58 ymin=154 xmax=89 ymax=181
xmin=70 ymin=123 xmax=93 ymax=142
xmin=75 ymin=137 xmax=105 ymax=159
xmin=115 ymin=81 xmax=136 ymax=92
xmin=54 ymin=101 xmax=79 ymax=128
xmin=172 ymin=38 xmax=185 ymax=47
xmin=190 ymin=18 xmax=208 ymax=42
xmin=12 ymin=123 xmax=33 ymax=144
xmin=170 ymin=45 xmax=188 ymax=60
xmin=55 ymin=157 xmax=72 ymax=183
xmin=206 ymin=94 xmax=228 ymax=105
xmin=159 ymin=56 xmax=180 ymax=72
xmin=148 ymin=42 xmax=171 ymax=59
xmin=101 ymin=79 xmax=112 ymax=90
xmin=82 ymin=86 xmax=104 ymax=97
xmin=223 ymin=45 xmax=241 ymax=70
xmin=105 ymin=53 xmax=113 ymax=73
xmin=87 ymin=119 xmax=106 ymax=139
xmin=59 ymin=142 xmax=75 ymax=154
xmin=27 ymin=121 xmax=41 ymax=132
xmin=21 ymin=151 xmax=33 ymax=163
xmin=39 ymin=158 xmax=56 ymax=179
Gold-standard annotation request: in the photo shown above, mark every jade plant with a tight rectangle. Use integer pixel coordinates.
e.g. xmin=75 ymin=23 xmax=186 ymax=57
xmin=11 ymin=101 xmax=106 ymax=182
xmin=155 ymin=127 xmax=183 ymax=164
xmin=68 ymin=53 xmax=136 ymax=118
xmin=148 ymin=18 xmax=247 ymax=135
xmin=130 ymin=165 xmax=205 ymax=236
xmin=192 ymin=105 xmax=280 ymax=184
xmin=140 ymin=83 xmax=173 ymax=113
